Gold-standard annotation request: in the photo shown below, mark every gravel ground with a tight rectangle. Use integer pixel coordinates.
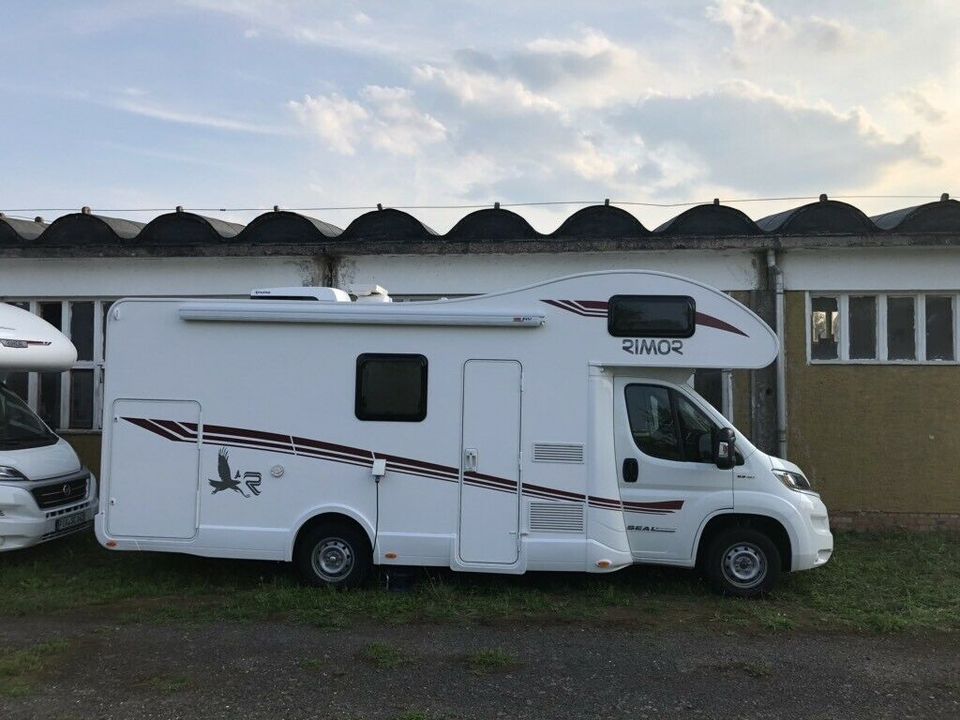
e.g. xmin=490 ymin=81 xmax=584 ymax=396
xmin=1 ymin=618 xmax=958 ymax=720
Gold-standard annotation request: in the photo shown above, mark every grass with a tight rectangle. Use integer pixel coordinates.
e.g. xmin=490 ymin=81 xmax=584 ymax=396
xmin=0 ymin=640 xmax=71 ymax=697
xmin=465 ymin=649 xmax=520 ymax=675
xmin=358 ymin=642 xmax=406 ymax=669
xmin=0 ymin=532 xmax=957 ymax=635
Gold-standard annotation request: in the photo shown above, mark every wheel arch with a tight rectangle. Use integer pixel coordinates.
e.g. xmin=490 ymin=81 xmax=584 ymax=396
xmin=694 ymin=512 xmax=793 ymax=572
xmin=288 ymin=505 xmax=375 ymax=562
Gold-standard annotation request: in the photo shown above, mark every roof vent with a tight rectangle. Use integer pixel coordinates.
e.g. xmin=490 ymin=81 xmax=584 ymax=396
xmin=175 ymin=205 xmax=184 ymax=213
xmin=713 ymin=198 xmax=720 ymax=205
xmin=250 ymin=287 xmax=351 ymax=302
xmin=819 ymin=193 xmax=828 ymax=202
xmin=941 ymin=193 xmax=950 ymax=202
xmin=81 ymin=206 xmax=91 ymax=215
xmin=34 ymin=216 xmax=43 ymax=224
xmin=350 ymin=284 xmax=392 ymax=303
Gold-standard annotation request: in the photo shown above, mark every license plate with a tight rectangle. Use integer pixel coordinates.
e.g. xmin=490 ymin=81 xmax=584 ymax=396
xmin=55 ymin=513 xmax=86 ymax=532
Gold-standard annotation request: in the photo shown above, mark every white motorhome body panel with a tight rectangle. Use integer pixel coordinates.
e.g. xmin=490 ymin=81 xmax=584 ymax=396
xmin=106 ymin=400 xmax=201 ymax=539
xmin=98 ymin=271 xmax=787 ymax=573
xmin=0 ymin=303 xmax=77 ymax=371
xmin=459 ymin=360 xmax=522 ymax=564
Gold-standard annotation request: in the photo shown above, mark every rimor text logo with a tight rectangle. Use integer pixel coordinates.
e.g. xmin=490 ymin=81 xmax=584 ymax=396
xmin=621 ymin=339 xmax=684 ymax=355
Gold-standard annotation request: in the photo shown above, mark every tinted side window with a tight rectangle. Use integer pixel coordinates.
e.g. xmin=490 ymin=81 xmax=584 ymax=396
xmin=608 ymin=295 xmax=696 ymax=338
xmin=624 ymin=384 xmax=681 ymax=461
xmin=355 ymin=354 xmax=427 ymax=422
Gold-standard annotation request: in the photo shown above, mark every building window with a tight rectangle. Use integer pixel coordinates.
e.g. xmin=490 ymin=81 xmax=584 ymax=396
xmin=0 ymin=299 xmax=111 ymax=430
xmin=355 ymin=354 xmax=428 ymax=422
xmin=810 ymin=297 xmax=840 ymax=360
xmin=808 ymin=293 xmax=959 ymax=364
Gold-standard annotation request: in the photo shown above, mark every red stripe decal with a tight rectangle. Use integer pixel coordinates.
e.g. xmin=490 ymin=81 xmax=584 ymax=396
xmin=695 ymin=312 xmax=748 ymax=337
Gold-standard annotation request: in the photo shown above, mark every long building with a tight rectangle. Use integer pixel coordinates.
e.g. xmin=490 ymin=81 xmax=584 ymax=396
xmin=2 ymin=195 xmax=959 ymax=530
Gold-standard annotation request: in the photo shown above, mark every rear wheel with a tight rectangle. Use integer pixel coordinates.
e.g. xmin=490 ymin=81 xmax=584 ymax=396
xmin=294 ymin=522 xmax=372 ymax=589
xmin=705 ymin=527 xmax=780 ymax=598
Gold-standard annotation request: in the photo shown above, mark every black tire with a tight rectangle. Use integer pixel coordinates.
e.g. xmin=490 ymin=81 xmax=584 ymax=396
xmin=705 ymin=527 xmax=780 ymax=598
xmin=294 ymin=521 xmax=372 ymax=589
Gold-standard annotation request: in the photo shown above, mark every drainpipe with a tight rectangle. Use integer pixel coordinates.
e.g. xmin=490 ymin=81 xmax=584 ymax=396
xmin=767 ymin=250 xmax=788 ymax=459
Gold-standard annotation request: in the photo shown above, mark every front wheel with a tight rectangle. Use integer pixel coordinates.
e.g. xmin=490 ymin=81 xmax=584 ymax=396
xmin=294 ymin=522 xmax=372 ymax=589
xmin=705 ymin=527 xmax=780 ymax=598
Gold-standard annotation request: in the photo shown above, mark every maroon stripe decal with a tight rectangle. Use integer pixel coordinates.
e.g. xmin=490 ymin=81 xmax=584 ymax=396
xmin=695 ymin=312 xmax=748 ymax=337
xmin=522 ymin=482 xmax=586 ymax=502
xmin=125 ymin=417 xmax=684 ymax=509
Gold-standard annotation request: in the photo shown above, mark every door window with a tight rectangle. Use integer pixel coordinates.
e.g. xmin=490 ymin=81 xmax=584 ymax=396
xmin=624 ymin=384 xmax=719 ymax=463
xmin=624 ymin=385 xmax=681 ymax=461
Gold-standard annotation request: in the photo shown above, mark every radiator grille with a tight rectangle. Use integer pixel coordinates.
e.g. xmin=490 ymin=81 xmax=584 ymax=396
xmin=31 ymin=475 xmax=89 ymax=510
xmin=529 ymin=502 xmax=585 ymax=533
xmin=531 ymin=443 xmax=584 ymax=464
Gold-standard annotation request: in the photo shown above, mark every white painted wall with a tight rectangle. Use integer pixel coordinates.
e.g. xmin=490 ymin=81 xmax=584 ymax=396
xmin=782 ymin=247 xmax=960 ymax=291
xmin=0 ymin=257 xmax=320 ymax=298
xmin=335 ymin=250 xmax=759 ymax=295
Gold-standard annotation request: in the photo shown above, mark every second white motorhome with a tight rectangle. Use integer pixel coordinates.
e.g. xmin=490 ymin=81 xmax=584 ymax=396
xmin=0 ymin=303 xmax=99 ymax=551
xmin=97 ymin=270 xmax=832 ymax=596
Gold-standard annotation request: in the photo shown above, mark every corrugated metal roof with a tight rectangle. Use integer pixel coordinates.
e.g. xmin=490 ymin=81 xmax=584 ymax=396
xmin=1 ymin=199 xmax=958 ymax=249
xmin=756 ymin=197 xmax=874 ymax=234
xmin=871 ymin=197 xmax=960 ymax=232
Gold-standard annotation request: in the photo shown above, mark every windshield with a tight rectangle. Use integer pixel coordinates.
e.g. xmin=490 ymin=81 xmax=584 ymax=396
xmin=0 ymin=383 xmax=59 ymax=449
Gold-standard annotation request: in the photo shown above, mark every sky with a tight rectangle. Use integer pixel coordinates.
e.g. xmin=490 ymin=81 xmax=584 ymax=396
xmin=1 ymin=0 xmax=958 ymax=232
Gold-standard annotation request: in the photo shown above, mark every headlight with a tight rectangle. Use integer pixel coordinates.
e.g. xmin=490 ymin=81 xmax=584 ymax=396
xmin=0 ymin=466 xmax=28 ymax=481
xmin=773 ymin=469 xmax=813 ymax=492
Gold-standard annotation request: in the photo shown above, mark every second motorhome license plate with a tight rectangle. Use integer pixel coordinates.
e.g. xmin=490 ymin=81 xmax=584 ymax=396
xmin=55 ymin=513 xmax=85 ymax=532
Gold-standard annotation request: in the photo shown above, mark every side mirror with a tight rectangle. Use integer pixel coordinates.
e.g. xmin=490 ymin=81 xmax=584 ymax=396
xmin=712 ymin=427 xmax=736 ymax=470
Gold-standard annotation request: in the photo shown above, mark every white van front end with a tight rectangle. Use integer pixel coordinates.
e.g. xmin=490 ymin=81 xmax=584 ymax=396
xmin=0 ymin=385 xmax=98 ymax=552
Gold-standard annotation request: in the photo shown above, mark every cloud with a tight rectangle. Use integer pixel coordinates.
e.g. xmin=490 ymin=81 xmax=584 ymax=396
xmin=290 ymin=87 xmax=446 ymax=156
xmin=706 ymin=0 xmax=876 ymax=60
xmin=112 ymin=98 xmax=286 ymax=135
xmin=898 ymin=88 xmax=946 ymax=124
xmin=607 ymin=83 xmax=937 ymax=195
xmin=288 ymin=94 xmax=369 ymax=154
xmin=414 ymin=64 xmax=561 ymax=114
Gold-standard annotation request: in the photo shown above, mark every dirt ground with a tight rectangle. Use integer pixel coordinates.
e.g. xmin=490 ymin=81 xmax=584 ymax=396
xmin=1 ymin=617 xmax=957 ymax=720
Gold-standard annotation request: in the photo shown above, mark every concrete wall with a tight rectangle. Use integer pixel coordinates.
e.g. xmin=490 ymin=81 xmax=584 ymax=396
xmin=784 ymin=291 xmax=960 ymax=514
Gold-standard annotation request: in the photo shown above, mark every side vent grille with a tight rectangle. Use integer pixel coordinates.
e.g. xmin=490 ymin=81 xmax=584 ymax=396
xmin=532 ymin=443 xmax=584 ymax=464
xmin=529 ymin=502 xmax=585 ymax=533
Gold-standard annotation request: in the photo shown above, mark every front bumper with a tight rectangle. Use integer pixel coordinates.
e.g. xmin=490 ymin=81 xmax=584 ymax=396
xmin=792 ymin=493 xmax=833 ymax=571
xmin=0 ymin=474 xmax=99 ymax=552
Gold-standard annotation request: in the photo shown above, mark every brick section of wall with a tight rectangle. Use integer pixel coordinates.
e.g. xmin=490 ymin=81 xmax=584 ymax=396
xmin=831 ymin=511 xmax=960 ymax=532
xmin=784 ymin=291 xmax=960 ymax=514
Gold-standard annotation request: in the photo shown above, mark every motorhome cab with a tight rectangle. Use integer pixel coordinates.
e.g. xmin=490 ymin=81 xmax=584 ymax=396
xmin=0 ymin=303 xmax=98 ymax=551
xmin=96 ymin=271 xmax=832 ymax=596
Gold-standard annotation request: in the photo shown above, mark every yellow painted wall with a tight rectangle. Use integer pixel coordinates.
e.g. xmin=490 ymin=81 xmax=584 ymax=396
xmin=61 ymin=433 xmax=102 ymax=479
xmin=784 ymin=292 xmax=960 ymax=513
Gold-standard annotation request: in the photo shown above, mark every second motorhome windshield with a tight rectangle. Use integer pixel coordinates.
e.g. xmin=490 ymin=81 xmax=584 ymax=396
xmin=0 ymin=383 xmax=58 ymax=450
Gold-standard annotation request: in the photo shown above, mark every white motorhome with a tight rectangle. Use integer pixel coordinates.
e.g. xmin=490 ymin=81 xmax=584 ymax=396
xmin=0 ymin=303 xmax=99 ymax=551
xmin=96 ymin=271 xmax=832 ymax=596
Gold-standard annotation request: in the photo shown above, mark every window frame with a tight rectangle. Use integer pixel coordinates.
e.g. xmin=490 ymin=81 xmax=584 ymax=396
xmin=806 ymin=292 xmax=960 ymax=365
xmin=0 ymin=298 xmax=112 ymax=432
xmin=354 ymin=353 xmax=429 ymax=422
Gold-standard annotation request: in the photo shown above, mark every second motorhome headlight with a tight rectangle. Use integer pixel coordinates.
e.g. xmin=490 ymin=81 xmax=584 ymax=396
xmin=773 ymin=470 xmax=813 ymax=492
xmin=0 ymin=466 xmax=28 ymax=481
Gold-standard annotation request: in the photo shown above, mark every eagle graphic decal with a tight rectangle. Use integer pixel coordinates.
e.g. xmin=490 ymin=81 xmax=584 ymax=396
xmin=208 ymin=448 xmax=262 ymax=497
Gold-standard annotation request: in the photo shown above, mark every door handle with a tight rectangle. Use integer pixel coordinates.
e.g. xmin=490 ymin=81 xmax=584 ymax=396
xmin=463 ymin=448 xmax=478 ymax=472
xmin=622 ymin=458 xmax=639 ymax=483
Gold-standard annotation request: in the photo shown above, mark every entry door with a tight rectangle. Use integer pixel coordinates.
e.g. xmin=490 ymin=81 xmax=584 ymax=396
xmin=459 ymin=360 xmax=522 ymax=564
xmin=613 ymin=378 xmax=733 ymax=562
xmin=106 ymin=399 xmax=201 ymax=539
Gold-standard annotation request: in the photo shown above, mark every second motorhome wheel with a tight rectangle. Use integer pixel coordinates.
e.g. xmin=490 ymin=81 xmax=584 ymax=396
xmin=705 ymin=528 xmax=781 ymax=598
xmin=295 ymin=522 xmax=372 ymax=589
